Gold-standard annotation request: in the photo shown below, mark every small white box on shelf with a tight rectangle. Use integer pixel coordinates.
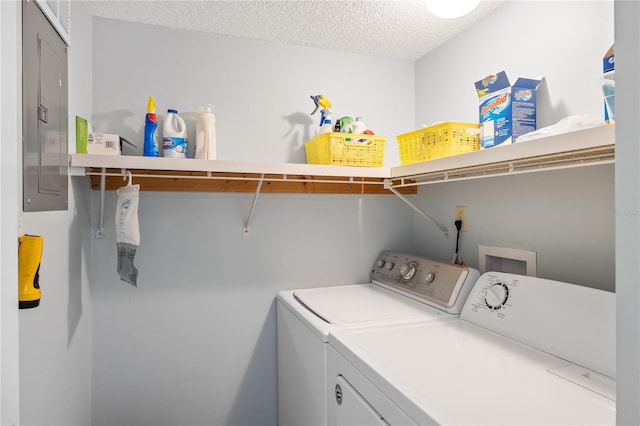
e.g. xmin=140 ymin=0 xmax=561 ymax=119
xmin=87 ymin=133 xmax=120 ymax=155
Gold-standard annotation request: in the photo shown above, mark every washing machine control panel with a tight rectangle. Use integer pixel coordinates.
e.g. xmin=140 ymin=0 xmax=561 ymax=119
xmin=372 ymin=251 xmax=476 ymax=313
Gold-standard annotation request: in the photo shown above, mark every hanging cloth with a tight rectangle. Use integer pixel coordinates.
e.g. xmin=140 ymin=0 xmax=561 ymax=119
xmin=115 ymin=172 xmax=140 ymax=286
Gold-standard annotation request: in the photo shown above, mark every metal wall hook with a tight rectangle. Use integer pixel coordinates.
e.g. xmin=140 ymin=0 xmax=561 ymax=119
xmin=122 ymin=170 xmax=133 ymax=186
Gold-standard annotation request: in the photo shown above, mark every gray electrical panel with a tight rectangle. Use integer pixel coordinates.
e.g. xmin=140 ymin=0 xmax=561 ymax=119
xmin=22 ymin=0 xmax=68 ymax=212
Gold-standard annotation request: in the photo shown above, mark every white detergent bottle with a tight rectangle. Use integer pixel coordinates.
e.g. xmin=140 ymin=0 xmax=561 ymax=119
xmin=352 ymin=116 xmax=367 ymax=135
xmin=351 ymin=116 xmax=368 ymax=144
xmin=195 ymin=104 xmax=216 ymax=160
xmin=163 ymin=109 xmax=188 ymax=158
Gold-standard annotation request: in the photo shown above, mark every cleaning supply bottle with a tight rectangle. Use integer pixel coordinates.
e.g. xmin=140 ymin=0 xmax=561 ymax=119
xmin=352 ymin=116 xmax=367 ymax=135
xmin=317 ymin=109 xmax=333 ymax=136
xmin=195 ymin=104 xmax=216 ymax=160
xmin=143 ymin=96 xmax=159 ymax=157
xmin=351 ymin=116 xmax=368 ymax=143
xmin=163 ymin=109 xmax=188 ymax=158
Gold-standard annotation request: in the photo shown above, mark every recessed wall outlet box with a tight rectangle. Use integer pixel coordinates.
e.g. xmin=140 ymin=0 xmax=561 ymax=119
xmin=479 ymin=244 xmax=536 ymax=276
xmin=87 ymin=133 xmax=120 ymax=155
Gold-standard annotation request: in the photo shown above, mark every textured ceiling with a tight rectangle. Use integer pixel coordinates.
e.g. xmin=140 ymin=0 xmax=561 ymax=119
xmin=82 ymin=0 xmax=504 ymax=61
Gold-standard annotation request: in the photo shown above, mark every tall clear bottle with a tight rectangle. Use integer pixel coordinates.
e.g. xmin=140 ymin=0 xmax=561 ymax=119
xmin=195 ymin=104 xmax=216 ymax=160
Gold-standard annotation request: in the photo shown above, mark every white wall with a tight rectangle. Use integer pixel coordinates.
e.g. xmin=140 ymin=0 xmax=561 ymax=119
xmin=0 ymin=1 xmax=21 ymax=423
xmin=90 ymin=18 xmax=415 ymax=425
xmin=411 ymin=1 xmax=615 ymax=290
xmin=415 ymin=1 xmax=613 ymax=127
xmin=613 ymin=1 xmax=640 ymax=423
xmin=90 ymin=192 xmax=413 ymax=426
xmin=3 ymin=1 xmax=637 ymax=424
xmin=18 ymin=2 xmax=94 ymax=425
xmin=91 ymin=18 xmax=415 ymax=167
xmin=411 ymin=165 xmax=615 ymax=289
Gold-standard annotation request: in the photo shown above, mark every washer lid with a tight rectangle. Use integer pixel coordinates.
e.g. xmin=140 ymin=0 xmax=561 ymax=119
xmin=293 ymin=284 xmax=444 ymax=326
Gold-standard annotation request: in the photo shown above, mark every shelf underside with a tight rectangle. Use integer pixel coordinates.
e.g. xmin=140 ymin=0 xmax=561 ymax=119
xmin=393 ymin=143 xmax=615 ymax=186
xmin=88 ymin=169 xmax=417 ymax=194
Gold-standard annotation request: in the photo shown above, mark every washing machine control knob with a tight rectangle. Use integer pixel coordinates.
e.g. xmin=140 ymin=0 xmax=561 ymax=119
xmin=425 ymin=271 xmax=436 ymax=283
xmin=399 ymin=262 xmax=417 ymax=281
xmin=385 ymin=262 xmax=394 ymax=271
xmin=376 ymin=259 xmax=386 ymax=268
xmin=485 ymin=283 xmax=509 ymax=310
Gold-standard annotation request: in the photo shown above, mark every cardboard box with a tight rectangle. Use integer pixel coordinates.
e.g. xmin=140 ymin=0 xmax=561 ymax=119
xmin=475 ymin=71 xmax=543 ymax=148
xmin=603 ymin=44 xmax=615 ymax=123
xmin=87 ymin=133 xmax=120 ymax=155
xmin=512 ymin=77 xmax=543 ymax=140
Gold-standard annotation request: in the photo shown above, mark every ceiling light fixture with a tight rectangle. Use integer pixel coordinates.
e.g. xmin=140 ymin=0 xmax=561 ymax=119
xmin=426 ymin=0 xmax=480 ymax=19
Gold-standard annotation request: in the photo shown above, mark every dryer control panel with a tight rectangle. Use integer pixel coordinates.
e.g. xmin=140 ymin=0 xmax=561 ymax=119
xmin=461 ymin=271 xmax=616 ymax=379
xmin=371 ymin=251 xmax=479 ymax=315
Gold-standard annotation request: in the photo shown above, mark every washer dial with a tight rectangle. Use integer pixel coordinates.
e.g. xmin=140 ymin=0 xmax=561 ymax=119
xmin=485 ymin=283 xmax=509 ymax=310
xmin=425 ymin=271 xmax=436 ymax=284
xmin=399 ymin=262 xmax=418 ymax=281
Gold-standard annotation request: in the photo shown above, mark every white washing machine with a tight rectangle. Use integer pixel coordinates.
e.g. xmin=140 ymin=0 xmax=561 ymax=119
xmin=327 ymin=272 xmax=616 ymax=425
xmin=276 ymin=251 xmax=480 ymax=426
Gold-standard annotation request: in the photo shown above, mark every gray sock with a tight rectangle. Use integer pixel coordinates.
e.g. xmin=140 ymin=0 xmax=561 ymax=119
xmin=117 ymin=242 xmax=138 ymax=287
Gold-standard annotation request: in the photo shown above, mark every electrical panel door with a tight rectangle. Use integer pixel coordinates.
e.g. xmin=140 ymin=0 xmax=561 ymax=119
xmin=22 ymin=0 xmax=69 ymax=211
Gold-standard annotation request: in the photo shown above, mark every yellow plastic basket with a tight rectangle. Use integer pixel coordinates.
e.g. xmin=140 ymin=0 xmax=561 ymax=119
xmin=396 ymin=122 xmax=480 ymax=165
xmin=305 ymin=132 xmax=386 ymax=167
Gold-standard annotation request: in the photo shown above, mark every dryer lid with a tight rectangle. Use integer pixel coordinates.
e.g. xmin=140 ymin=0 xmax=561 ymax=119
xmin=328 ymin=320 xmax=616 ymax=425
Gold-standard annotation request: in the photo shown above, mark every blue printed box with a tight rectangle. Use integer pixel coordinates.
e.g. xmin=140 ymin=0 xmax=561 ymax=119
xmin=475 ymin=71 xmax=543 ymax=148
xmin=512 ymin=77 xmax=543 ymax=140
xmin=475 ymin=72 xmax=511 ymax=148
xmin=603 ymin=44 xmax=614 ymax=123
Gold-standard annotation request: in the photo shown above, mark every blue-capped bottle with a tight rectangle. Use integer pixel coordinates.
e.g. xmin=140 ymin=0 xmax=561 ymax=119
xmin=143 ymin=96 xmax=159 ymax=157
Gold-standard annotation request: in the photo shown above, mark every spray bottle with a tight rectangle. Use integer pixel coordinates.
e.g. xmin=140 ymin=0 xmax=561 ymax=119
xmin=310 ymin=94 xmax=333 ymax=135
xmin=143 ymin=96 xmax=159 ymax=157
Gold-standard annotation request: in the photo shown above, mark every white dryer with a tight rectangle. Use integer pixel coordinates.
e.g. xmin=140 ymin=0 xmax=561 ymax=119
xmin=276 ymin=251 xmax=480 ymax=426
xmin=327 ymin=272 xmax=616 ymax=425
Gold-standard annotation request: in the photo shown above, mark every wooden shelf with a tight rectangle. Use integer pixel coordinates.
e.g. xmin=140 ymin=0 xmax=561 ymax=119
xmin=70 ymin=156 xmax=416 ymax=195
xmin=84 ymin=169 xmax=416 ymax=194
xmin=70 ymin=124 xmax=614 ymax=194
xmin=72 ymin=124 xmax=615 ymax=238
